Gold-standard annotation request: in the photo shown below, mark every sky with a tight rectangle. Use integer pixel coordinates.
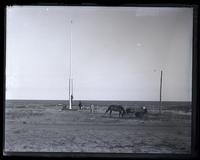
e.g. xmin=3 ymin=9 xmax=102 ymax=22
xmin=6 ymin=6 xmax=193 ymax=101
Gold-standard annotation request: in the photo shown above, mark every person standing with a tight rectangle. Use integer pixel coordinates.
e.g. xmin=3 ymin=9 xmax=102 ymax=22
xmin=79 ymin=101 xmax=82 ymax=110
xmin=90 ymin=104 xmax=95 ymax=113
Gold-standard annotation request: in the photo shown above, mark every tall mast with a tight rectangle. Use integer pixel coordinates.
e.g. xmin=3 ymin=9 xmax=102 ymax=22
xmin=69 ymin=20 xmax=72 ymax=79
xmin=69 ymin=20 xmax=73 ymax=109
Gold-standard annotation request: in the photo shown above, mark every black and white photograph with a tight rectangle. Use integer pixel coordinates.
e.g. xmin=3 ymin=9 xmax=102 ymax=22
xmin=4 ymin=6 xmax=193 ymax=154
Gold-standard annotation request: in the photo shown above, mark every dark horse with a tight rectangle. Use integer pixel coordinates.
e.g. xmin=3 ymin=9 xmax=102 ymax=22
xmin=126 ymin=108 xmax=135 ymax=114
xmin=104 ymin=105 xmax=126 ymax=117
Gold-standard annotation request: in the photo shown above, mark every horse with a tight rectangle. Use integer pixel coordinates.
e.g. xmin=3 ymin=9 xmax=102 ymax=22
xmin=126 ymin=107 xmax=135 ymax=114
xmin=125 ymin=107 xmax=135 ymax=117
xmin=135 ymin=106 xmax=148 ymax=118
xmin=104 ymin=105 xmax=126 ymax=118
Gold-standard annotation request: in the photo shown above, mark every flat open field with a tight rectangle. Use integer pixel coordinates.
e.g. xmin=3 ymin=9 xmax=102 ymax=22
xmin=4 ymin=100 xmax=191 ymax=153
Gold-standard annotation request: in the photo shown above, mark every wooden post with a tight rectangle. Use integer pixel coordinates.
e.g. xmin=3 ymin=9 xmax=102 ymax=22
xmin=159 ymin=70 xmax=163 ymax=114
xmin=69 ymin=79 xmax=72 ymax=109
xmin=71 ymin=78 xmax=73 ymax=106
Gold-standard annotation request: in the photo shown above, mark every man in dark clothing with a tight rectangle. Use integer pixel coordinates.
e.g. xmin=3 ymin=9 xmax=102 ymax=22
xmin=79 ymin=101 xmax=82 ymax=110
xmin=71 ymin=94 xmax=73 ymax=106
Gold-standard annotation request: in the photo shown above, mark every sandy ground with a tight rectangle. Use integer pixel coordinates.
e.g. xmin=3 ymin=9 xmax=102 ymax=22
xmin=4 ymin=104 xmax=191 ymax=153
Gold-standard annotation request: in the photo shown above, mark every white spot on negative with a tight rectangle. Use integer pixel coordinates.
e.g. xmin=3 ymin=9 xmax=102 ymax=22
xmin=136 ymin=43 xmax=142 ymax=47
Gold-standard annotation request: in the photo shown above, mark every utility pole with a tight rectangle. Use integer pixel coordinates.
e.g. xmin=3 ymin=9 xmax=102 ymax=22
xmin=159 ymin=70 xmax=163 ymax=114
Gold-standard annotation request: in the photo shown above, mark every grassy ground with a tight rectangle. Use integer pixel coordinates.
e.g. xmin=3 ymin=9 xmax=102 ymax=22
xmin=4 ymin=102 xmax=191 ymax=153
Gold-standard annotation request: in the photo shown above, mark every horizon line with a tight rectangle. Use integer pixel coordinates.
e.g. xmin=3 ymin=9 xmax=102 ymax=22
xmin=5 ymin=99 xmax=192 ymax=102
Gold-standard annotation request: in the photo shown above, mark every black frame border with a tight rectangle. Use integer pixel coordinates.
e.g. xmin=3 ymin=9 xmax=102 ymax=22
xmin=1 ymin=1 xmax=199 ymax=160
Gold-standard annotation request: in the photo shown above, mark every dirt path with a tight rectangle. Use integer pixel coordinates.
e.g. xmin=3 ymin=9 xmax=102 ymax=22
xmin=4 ymin=107 xmax=191 ymax=153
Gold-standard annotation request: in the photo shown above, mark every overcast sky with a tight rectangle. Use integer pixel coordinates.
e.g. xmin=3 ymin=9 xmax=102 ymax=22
xmin=6 ymin=6 xmax=193 ymax=101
